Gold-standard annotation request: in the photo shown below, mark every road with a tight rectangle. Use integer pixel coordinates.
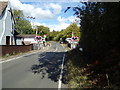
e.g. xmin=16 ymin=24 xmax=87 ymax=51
xmin=2 ymin=41 xmax=67 ymax=88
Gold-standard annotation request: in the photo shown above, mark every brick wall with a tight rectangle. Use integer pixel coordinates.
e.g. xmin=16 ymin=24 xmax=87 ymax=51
xmin=0 ymin=44 xmax=33 ymax=56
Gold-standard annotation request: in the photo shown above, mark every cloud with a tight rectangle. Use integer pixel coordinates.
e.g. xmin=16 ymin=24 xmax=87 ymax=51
xmin=30 ymin=21 xmax=69 ymax=32
xmin=47 ymin=3 xmax=62 ymax=14
xmin=9 ymin=0 xmax=62 ymax=19
xmin=19 ymin=0 xmax=84 ymax=2
xmin=48 ymin=23 xmax=69 ymax=31
xmin=30 ymin=22 xmax=47 ymax=28
xmin=68 ymin=16 xmax=80 ymax=24
xmin=57 ymin=16 xmax=67 ymax=24
xmin=57 ymin=16 xmax=80 ymax=24
xmin=31 ymin=15 xmax=80 ymax=32
xmin=0 ymin=0 xmax=8 ymax=1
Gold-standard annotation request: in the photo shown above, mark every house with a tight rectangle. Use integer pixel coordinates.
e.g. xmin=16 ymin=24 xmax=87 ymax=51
xmin=16 ymin=34 xmax=37 ymax=45
xmin=0 ymin=0 xmax=16 ymax=45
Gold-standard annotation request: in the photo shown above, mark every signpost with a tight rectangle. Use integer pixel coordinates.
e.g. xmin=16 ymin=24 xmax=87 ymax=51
xmin=34 ymin=36 xmax=42 ymax=41
xmin=69 ymin=32 xmax=79 ymax=49
xmin=43 ymin=34 xmax=47 ymax=46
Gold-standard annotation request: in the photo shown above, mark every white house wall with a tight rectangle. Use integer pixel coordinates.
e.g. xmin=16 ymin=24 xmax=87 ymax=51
xmin=0 ymin=4 xmax=15 ymax=45
xmin=0 ymin=18 xmax=3 ymax=38
xmin=24 ymin=38 xmax=37 ymax=44
xmin=16 ymin=38 xmax=23 ymax=45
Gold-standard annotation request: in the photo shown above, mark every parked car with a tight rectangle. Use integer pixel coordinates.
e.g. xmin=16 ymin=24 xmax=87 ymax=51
xmin=65 ymin=38 xmax=72 ymax=43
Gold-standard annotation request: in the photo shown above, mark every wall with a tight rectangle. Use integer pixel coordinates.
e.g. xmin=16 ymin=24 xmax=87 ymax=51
xmin=16 ymin=38 xmax=23 ymax=45
xmin=0 ymin=44 xmax=33 ymax=56
xmin=0 ymin=3 xmax=15 ymax=45
xmin=24 ymin=38 xmax=37 ymax=44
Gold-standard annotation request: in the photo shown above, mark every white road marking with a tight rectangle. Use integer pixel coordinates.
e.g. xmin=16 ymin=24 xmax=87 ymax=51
xmin=54 ymin=47 xmax=58 ymax=52
xmin=40 ymin=56 xmax=45 ymax=59
xmin=0 ymin=44 xmax=50 ymax=64
xmin=58 ymin=54 xmax=65 ymax=89
xmin=0 ymin=51 xmax=40 ymax=64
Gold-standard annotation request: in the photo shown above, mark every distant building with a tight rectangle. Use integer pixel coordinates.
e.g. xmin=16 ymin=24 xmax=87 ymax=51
xmin=0 ymin=0 xmax=16 ymax=45
xmin=16 ymin=34 xmax=37 ymax=45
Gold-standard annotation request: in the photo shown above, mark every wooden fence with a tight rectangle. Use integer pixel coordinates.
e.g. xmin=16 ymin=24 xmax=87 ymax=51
xmin=0 ymin=44 xmax=33 ymax=56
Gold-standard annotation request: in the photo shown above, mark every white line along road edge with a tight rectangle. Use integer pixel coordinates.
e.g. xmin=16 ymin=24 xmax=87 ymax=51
xmin=0 ymin=44 xmax=51 ymax=64
xmin=58 ymin=54 xmax=66 ymax=89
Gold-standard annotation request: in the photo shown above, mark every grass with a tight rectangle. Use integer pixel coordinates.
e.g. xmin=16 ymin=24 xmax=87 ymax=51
xmin=65 ymin=48 xmax=92 ymax=88
xmin=65 ymin=47 xmax=120 ymax=89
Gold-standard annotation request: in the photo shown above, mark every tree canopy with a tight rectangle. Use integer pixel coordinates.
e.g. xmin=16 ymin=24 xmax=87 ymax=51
xmin=37 ymin=25 xmax=50 ymax=36
xmin=66 ymin=2 xmax=120 ymax=88
xmin=14 ymin=10 xmax=33 ymax=34
xmin=53 ymin=23 xmax=80 ymax=41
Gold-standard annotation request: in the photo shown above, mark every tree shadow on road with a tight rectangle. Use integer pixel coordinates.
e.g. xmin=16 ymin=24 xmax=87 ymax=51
xmin=30 ymin=52 xmax=68 ymax=84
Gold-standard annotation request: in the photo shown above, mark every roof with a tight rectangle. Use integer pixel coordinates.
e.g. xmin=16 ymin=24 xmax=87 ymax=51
xmin=0 ymin=1 xmax=16 ymax=24
xmin=16 ymin=34 xmax=36 ymax=38
xmin=0 ymin=1 xmax=8 ymax=16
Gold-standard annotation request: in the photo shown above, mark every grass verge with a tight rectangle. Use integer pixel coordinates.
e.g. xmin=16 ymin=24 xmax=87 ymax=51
xmin=65 ymin=47 xmax=120 ymax=89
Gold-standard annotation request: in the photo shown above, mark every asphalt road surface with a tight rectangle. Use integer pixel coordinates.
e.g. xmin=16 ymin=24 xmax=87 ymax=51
xmin=2 ymin=41 xmax=67 ymax=88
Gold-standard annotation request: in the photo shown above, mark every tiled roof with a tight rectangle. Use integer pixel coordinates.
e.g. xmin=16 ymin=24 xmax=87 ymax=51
xmin=0 ymin=1 xmax=8 ymax=16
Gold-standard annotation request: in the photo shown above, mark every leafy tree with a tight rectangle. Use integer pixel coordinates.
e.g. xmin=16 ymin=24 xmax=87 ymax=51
xmin=63 ymin=23 xmax=80 ymax=38
xmin=72 ymin=2 xmax=120 ymax=63
xmin=66 ymin=2 xmax=120 ymax=88
xmin=37 ymin=25 xmax=50 ymax=37
xmin=13 ymin=10 xmax=33 ymax=34
xmin=47 ymin=30 xmax=60 ymax=41
xmin=53 ymin=23 xmax=80 ymax=41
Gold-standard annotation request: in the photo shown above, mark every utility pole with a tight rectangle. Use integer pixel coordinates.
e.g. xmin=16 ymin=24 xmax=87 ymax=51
xmin=27 ymin=16 xmax=36 ymax=34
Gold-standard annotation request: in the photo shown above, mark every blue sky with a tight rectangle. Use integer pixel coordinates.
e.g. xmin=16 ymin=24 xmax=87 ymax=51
xmin=9 ymin=0 xmax=81 ymax=31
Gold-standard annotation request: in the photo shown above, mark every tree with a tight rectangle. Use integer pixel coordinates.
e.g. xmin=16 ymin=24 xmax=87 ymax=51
xmin=14 ymin=10 xmax=33 ymax=34
xmin=66 ymin=2 xmax=120 ymax=88
xmin=53 ymin=23 xmax=80 ymax=41
xmin=72 ymin=2 xmax=120 ymax=63
xmin=37 ymin=25 xmax=50 ymax=36
xmin=63 ymin=23 xmax=80 ymax=38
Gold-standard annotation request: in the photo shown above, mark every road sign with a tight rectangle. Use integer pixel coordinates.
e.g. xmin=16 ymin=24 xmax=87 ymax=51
xmin=44 ymin=34 xmax=46 ymax=38
xmin=71 ymin=36 xmax=79 ymax=41
xmin=34 ymin=36 xmax=42 ymax=41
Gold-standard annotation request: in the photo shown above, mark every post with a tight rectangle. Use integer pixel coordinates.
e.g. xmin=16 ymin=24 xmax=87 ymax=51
xmin=36 ymin=26 xmax=38 ymax=36
xmin=72 ymin=32 xmax=74 ymax=37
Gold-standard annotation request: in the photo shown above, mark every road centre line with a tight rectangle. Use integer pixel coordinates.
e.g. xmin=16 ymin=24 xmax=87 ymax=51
xmin=58 ymin=54 xmax=66 ymax=89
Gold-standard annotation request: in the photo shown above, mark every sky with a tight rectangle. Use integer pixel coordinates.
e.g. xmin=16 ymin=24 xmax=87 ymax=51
xmin=8 ymin=0 xmax=82 ymax=31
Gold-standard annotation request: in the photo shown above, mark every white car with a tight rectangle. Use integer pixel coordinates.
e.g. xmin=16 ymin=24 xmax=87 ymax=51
xmin=66 ymin=38 xmax=72 ymax=43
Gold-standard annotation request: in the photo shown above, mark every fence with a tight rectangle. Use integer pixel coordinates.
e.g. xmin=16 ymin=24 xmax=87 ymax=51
xmin=0 ymin=44 xmax=33 ymax=56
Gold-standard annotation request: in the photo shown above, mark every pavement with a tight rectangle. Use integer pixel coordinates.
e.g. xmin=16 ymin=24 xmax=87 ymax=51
xmin=1 ymin=41 xmax=68 ymax=89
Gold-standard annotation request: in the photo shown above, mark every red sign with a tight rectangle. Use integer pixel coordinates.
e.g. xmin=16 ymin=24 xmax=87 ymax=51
xmin=44 ymin=34 xmax=47 ymax=38
xmin=35 ymin=36 xmax=42 ymax=41
xmin=71 ymin=36 xmax=79 ymax=41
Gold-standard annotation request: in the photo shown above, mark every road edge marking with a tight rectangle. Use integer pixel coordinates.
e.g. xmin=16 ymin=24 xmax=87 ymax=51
xmin=58 ymin=54 xmax=65 ymax=89
xmin=0 ymin=44 xmax=51 ymax=64
xmin=0 ymin=51 xmax=40 ymax=64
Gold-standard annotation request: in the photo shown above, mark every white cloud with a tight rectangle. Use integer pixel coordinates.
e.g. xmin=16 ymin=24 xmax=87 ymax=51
xmin=57 ymin=16 xmax=80 ymax=25
xmin=47 ymin=3 xmax=62 ymax=14
xmin=31 ymin=16 xmax=80 ymax=32
xmin=19 ymin=0 xmax=84 ymax=2
xmin=31 ymin=22 xmax=46 ymax=26
xmin=48 ymin=23 xmax=69 ymax=31
xmin=31 ymin=21 xmax=69 ymax=32
xmin=9 ymin=0 xmax=62 ymax=19
xmin=0 ymin=0 xmax=8 ymax=1
xmin=57 ymin=16 xmax=67 ymax=24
